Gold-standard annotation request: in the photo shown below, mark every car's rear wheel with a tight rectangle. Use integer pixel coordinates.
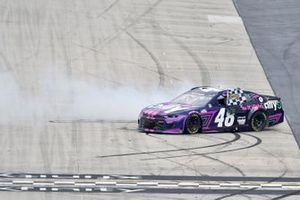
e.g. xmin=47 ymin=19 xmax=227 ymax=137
xmin=185 ymin=113 xmax=202 ymax=134
xmin=250 ymin=111 xmax=268 ymax=132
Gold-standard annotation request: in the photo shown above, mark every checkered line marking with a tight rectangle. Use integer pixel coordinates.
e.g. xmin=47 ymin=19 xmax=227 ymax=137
xmin=1 ymin=180 xmax=300 ymax=189
xmin=1 ymin=173 xmax=300 ymax=194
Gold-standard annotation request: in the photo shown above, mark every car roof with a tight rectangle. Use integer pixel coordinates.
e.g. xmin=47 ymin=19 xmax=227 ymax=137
xmin=190 ymin=86 xmax=252 ymax=96
xmin=190 ymin=86 xmax=222 ymax=95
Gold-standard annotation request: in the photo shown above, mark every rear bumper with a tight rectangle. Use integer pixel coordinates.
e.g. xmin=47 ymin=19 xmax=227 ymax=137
xmin=268 ymin=111 xmax=284 ymax=126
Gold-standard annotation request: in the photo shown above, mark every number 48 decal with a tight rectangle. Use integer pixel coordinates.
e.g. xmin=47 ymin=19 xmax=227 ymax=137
xmin=215 ymin=108 xmax=235 ymax=127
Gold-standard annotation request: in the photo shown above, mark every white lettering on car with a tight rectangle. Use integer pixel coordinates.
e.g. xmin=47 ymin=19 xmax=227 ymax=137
xmin=215 ymin=108 xmax=235 ymax=127
xmin=264 ymin=100 xmax=278 ymax=111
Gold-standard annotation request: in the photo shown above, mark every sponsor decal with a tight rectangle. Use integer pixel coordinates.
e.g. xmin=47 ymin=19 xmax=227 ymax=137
xmin=264 ymin=100 xmax=280 ymax=111
xmin=240 ymin=104 xmax=264 ymax=111
xmin=237 ymin=116 xmax=246 ymax=125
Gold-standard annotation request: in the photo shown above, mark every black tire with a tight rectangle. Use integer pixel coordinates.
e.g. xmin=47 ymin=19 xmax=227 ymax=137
xmin=250 ymin=111 xmax=268 ymax=132
xmin=184 ymin=113 xmax=202 ymax=134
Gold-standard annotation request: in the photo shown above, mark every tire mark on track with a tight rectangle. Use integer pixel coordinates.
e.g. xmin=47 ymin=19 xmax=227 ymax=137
xmin=155 ymin=24 xmax=211 ymax=85
xmin=147 ymin=134 xmax=245 ymax=177
xmin=203 ymin=155 xmax=246 ymax=177
xmin=104 ymin=0 xmax=163 ymax=44
xmin=272 ymin=190 xmax=300 ymax=200
xmin=216 ymin=169 xmax=288 ymax=200
xmin=199 ymin=134 xmax=289 ymax=200
xmin=88 ymin=0 xmax=120 ymax=19
xmin=215 ymin=187 xmax=260 ymax=200
xmin=97 ymin=132 xmax=240 ymax=158
xmin=142 ymin=132 xmax=261 ymax=160
xmin=70 ymin=123 xmax=80 ymax=172
xmin=126 ymin=31 xmax=165 ymax=88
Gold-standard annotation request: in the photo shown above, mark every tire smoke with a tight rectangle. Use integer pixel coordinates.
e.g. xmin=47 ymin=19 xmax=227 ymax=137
xmin=0 ymin=72 xmax=195 ymax=123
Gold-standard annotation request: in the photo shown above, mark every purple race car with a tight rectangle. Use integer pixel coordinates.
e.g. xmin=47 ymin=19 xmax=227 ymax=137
xmin=138 ymin=87 xmax=284 ymax=134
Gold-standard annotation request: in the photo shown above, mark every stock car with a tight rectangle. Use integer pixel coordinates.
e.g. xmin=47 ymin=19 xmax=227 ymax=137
xmin=138 ymin=87 xmax=284 ymax=134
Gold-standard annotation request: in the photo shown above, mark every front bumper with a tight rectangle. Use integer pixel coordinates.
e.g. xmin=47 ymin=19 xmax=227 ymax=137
xmin=138 ymin=115 xmax=185 ymax=134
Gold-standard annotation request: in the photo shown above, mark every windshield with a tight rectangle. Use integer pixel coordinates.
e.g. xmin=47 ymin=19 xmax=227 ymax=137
xmin=171 ymin=91 xmax=214 ymax=106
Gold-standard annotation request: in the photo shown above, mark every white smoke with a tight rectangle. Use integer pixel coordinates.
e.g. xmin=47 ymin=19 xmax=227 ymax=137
xmin=0 ymin=72 xmax=196 ymax=123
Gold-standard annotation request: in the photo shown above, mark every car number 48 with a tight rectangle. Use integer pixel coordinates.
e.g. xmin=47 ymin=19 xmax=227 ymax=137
xmin=215 ymin=108 xmax=235 ymax=127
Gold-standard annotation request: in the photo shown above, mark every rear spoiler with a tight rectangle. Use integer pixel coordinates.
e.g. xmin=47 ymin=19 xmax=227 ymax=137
xmin=262 ymin=95 xmax=281 ymax=101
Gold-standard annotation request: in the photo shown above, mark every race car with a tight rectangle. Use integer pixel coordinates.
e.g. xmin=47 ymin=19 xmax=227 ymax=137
xmin=138 ymin=87 xmax=284 ymax=134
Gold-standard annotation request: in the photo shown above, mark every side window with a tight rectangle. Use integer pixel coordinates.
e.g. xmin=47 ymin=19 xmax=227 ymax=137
xmin=216 ymin=95 xmax=227 ymax=107
xmin=243 ymin=92 xmax=261 ymax=104
xmin=244 ymin=93 xmax=254 ymax=104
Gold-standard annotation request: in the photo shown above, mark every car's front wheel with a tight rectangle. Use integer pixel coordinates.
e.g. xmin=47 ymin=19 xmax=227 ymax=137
xmin=184 ymin=113 xmax=202 ymax=134
xmin=250 ymin=111 xmax=268 ymax=132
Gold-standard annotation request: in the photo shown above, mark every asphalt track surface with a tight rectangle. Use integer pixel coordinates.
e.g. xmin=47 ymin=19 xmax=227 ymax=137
xmin=0 ymin=0 xmax=300 ymax=199
xmin=234 ymin=0 xmax=300 ymax=148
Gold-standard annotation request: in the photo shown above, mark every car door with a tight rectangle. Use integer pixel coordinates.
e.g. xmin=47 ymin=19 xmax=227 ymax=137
xmin=211 ymin=89 xmax=249 ymax=130
xmin=202 ymin=93 xmax=234 ymax=131
xmin=212 ymin=94 xmax=236 ymax=130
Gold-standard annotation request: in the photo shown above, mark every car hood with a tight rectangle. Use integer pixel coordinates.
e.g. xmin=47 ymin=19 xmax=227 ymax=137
xmin=142 ymin=102 xmax=197 ymax=116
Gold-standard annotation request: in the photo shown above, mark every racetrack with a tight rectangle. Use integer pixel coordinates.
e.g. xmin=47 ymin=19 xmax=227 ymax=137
xmin=0 ymin=0 xmax=300 ymax=199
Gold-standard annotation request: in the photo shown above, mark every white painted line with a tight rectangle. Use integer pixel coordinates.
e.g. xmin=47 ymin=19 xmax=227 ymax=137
xmin=54 ymin=181 xmax=75 ymax=185
xmin=261 ymin=183 xmax=282 ymax=188
xmin=73 ymin=188 xmax=80 ymax=192
xmin=207 ymin=15 xmax=243 ymax=24
xmin=116 ymin=175 xmax=140 ymax=179
xmin=21 ymin=187 xmax=29 ymax=191
xmin=84 ymin=175 xmax=92 ymax=179
xmin=40 ymin=175 xmax=47 ymax=178
xmin=220 ymin=183 xmax=241 ymax=187
xmin=51 ymin=175 xmax=59 ymax=178
xmin=39 ymin=188 xmax=47 ymax=191
xmin=158 ymin=182 xmax=178 ymax=187
xmin=75 ymin=182 xmax=96 ymax=186
xmin=100 ymin=188 xmax=108 ymax=192
xmin=282 ymin=185 xmax=300 ymax=189
xmin=116 ymin=182 xmax=137 ymax=187
xmin=198 ymin=184 xmax=220 ymax=188
xmin=103 ymin=176 xmax=110 ymax=179
xmin=240 ymin=184 xmax=260 ymax=188
xmin=0 ymin=173 xmax=11 ymax=178
xmin=137 ymin=182 xmax=158 ymax=186
xmin=33 ymin=182 xmax=54 ymax=186
xmin=51 ymin=188 xmax=59 ymax=191
xmin=85 ymin=188 xmax=93 ymax=192
xmin=13 ymin=180 xmax=33 ymax=184
xmin=0 ymin=181 xmax=13 ymax=185
xmin=25 ymin=175 xmax=32 ymax=178
xmin=178 ymin=182 xmax=199 ymax=187
xmin=73 ymin=175 xmax=80 ymax=179
xmin=96 ymin=181 xmax=116 ymax=185
xmin=119 ymin=188 xmax=145 ymax=193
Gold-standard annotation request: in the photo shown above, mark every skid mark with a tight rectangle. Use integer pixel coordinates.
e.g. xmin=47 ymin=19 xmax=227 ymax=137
xmin=126 ymin=31 xmax=165 ymax=88
xmin=142 ymin=132 xmax=261 ymax=160
xmin=97 ymin=132 xmax=240 ymax=158
xmin=104 ymin=0 xmax=163 ymax=44
xmin=155 ymin=24 xmax=211 ymax=85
